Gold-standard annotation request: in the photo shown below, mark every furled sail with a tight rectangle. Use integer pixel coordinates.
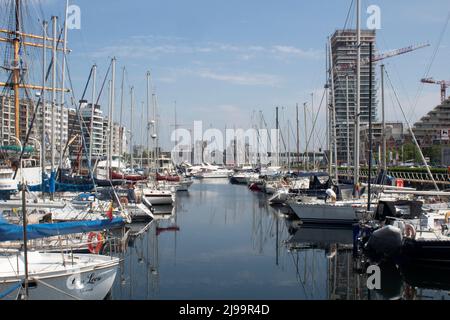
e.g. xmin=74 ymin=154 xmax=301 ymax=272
xmin=0 ymin=216 xmax=124 ymax=242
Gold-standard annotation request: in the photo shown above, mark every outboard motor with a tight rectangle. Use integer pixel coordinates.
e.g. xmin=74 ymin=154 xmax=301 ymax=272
xmin=366 ymin=225 xmax=403 ymax=259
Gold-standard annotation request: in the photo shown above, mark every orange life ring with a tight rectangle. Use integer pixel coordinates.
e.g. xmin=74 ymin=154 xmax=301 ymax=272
xmin=120 ymin=196 xmax=129 ymax=205
xmin=405 ymin=224 xmax=416 ymax=240
xmin=87 ymin=232 xmax=105 ymax=254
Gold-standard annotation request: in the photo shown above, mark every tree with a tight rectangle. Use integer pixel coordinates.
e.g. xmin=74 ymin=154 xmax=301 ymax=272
xmin=401 ymin=143 xmax=421 ymax=163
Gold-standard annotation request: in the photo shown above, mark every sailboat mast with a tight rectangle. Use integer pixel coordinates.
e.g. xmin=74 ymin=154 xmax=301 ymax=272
xmin=141 ymin=101 xmax=145 ymax=168
xmin=287 ymin=120 xmax=291 ymax=171
xmin=109 ymin=58 xmax=116 ymax=179
xmin=346 ymin=75 xmax=350 ymax=168
xmin=119 ymin=67 xmax=125 ymax=171
xmin=130 ymin=86 xmax=134 ymax=172
xmin=41 ymin=20 xmax=47 ymax=198
xmin=354 ymin=0 xmax=361 ymax=189
xmin=303 ymin=103 xmax=308 ymax=171
xmin=13 ymin=0 xmax=21 ymax=142
xmin=381 ymin=64 xmax=387 ymax=171
xmin=174 ymin=100 xmax=177 ymax=160
xmin=367 ymin=42 xmax=373 ymax=211
xmin=329 ymin=39 xmax=338 ymax=182
xmin=326 ymin=40 xmax=332 ymax=176
xmin=50 ymin=16 xmax=57 ymax=200
xmin=311 ymin=93 xmax=315 ymax=170
xmin=146 ymin=71 xmax=151 ymax=170
xmin=151 ymin=82 xmax=156 ymax=171
xmin=59 ymin=0 xmax=69 ymax=170
xmin=296 ymin=103 xmax=300 ymax=171
xmin=88 ymin=65 xmax=97 ymax=165
xmin=276 ymin=107 xmax=279 ymax=167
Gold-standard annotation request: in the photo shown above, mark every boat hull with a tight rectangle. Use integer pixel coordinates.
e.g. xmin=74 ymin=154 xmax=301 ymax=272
xmin=0 ymin=253 xmax=119 ymax=300
xmin=288 ymin=201 xmax=363 ymax=225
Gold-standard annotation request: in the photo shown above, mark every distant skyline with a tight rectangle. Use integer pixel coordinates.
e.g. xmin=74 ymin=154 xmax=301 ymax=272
xmin=1 ymin=0 xmax=450 ymax=151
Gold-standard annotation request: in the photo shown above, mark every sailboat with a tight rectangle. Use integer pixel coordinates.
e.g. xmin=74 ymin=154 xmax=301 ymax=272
xmin=0 ymin=201 xmax=123 ymax=300
xmin=287 ymin=1 xmax=379 ymax=225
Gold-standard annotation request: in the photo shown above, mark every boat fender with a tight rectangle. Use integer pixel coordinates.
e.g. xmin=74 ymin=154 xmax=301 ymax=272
xmin=393 ymin=220 xmax=406 ymax=234
xmin=326 ymin=189 xmax=337 ymax=203
xmin=404 ymin=224 xmax=416 ymax=240
xmin=87 ymin=232 xmax=105 ymax=254
xmin=445 ymin=212 xmax=450 ymax=224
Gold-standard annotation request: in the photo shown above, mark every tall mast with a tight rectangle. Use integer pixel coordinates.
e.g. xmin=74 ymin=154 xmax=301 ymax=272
xmin=276 ymin=107 xmax=279 ymax=167
xmin=107 ymin=79 xmax=112 ymax=176
xmin=88 ymin=65 xmax=97 ymax=165
xmin=381 ymin=64 xmax=387 ymax=171
xmin=296 ymin=103 xmax=300 ymax=171
xmin=346 ymin=75 xmax=350 ymax=168
xmin=303 ymin=103 xmax=308 ymax=171
xmin=354 ymin=0 xmax=361 ymax=189
xmin=13 ymin=0 xmax=21 ymax=142
xmin=367 ymin=42 xmax=374 ymax=211
xmin=59 ymin=0 xmax=69 ymax=170
xmin=119 ymin=67 xmax=125 ymax=171
xmin=130 ymin=86 xmax=134 ymax=172
xmin=50 ymin=16 xmax=57 ymax=200
xmin=311 ymin=93 xmax=315 ymax=170
xmin=325 ymin=40 xmax=331 ymax=175
xmin=153 ymin=93 xmax=159 ymax=172
xmin=287 ymin=120 xmax=291 ymax=171
xmin=141 ymin=101 xmax=145 ymax=167
xmin=174 ymin=100 xmax=177 ymax=157
xmin=109 ymin=57 xmax=116 ymax=179
xmin=329 ymin=39 xmax=338 ymax=182
xmin=41 ymin=20 xmax=47 ymax=198
xmin=146 ymin=71 xmax=151 ymax=170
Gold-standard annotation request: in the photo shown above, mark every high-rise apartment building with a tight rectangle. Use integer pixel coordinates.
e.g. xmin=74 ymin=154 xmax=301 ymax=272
xmin=330 ymin=29 xmax=377 ymax=164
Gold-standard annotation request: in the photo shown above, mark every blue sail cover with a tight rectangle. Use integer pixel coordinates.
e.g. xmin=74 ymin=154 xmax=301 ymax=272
xmin=0 ymin=216 xmax=125 ymax=242
xmin=26 ymin=180 xmax=95 ymax=193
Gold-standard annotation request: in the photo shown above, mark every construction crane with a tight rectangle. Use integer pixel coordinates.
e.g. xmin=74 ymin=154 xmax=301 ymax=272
xmin=337 ymin=43 xmax=430 ymax=72
xmin=420 ymin=78 xmax=450 ymax=103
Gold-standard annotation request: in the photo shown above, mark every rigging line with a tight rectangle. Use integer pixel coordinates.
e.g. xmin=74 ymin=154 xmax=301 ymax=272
xmin=62 ymin=64 xmax=93 ymax=174
xmin=12 ymin=25 xmax=65 ymax=180
xmin=342 ymin=0 xmax=355 ymax=31
xmin=304 ymin=88 xmax=326 ymax=155
xmin=95 ymin=60 xmax=112 ymax=107
xmin=385 ymin=67 xmax=439 ymax=191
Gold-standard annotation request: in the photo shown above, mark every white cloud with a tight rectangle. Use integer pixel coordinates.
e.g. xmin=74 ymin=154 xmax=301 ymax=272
xmin=196 ymin=69 xmax=282 ymax=87
xmin=90 ymin=35 xmax=322 ymax=64
xmin=272 ymin=45 xmax=323 ymax=60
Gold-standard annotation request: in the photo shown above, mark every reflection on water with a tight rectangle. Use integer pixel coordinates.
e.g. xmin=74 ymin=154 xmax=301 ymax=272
xmin=109 ymin=181 xmax=450 ymax=300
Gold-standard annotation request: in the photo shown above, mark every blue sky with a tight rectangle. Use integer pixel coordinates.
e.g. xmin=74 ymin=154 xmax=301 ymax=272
xmin=2 ymin=0 xmax=450 ymax=150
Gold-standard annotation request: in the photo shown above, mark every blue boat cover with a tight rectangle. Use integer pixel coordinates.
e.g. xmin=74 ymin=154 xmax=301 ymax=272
xmin=27 ymin=180 xmax=94 ymax=193
xmin=0 ymin=216 xmax=124 ymax=242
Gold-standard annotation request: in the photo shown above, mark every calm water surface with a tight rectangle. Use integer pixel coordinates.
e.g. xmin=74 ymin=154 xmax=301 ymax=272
xmin=110 ymin=180 xmax=450 ymax=300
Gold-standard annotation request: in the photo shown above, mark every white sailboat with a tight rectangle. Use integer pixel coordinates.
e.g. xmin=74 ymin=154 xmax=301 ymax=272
xmin=0 ymin=251 xmax=119 ymax=300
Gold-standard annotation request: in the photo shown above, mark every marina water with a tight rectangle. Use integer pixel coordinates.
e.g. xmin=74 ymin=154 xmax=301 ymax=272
xmin=110 ymin=180 xmax=450 ymax=300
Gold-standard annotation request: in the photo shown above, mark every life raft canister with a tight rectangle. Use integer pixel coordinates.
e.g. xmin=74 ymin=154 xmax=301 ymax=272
xmin=87 ymin=232 xmax=105 ymax=254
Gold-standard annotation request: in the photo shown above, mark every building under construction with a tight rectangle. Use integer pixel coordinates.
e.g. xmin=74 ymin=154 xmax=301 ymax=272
xmin=330 ymin=29 xmax=377 ymax=164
